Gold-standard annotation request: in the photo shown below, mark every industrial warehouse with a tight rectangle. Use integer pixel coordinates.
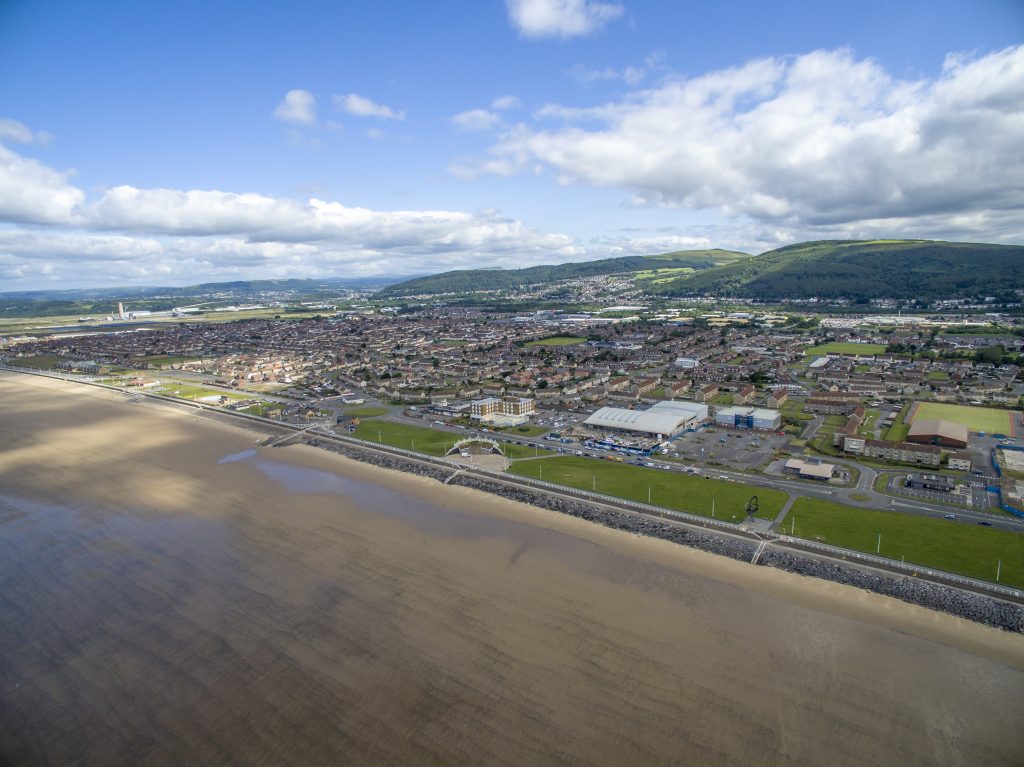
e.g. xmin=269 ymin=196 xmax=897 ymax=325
xmin=583 ymin=400 xmax=709 ymax=439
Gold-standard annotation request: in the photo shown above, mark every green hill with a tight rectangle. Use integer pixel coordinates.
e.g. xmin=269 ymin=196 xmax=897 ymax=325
xmin=653 ymin=240 xmax=1024 ymax=301
xmin=378 ymin=249 xmax=750 ymax=296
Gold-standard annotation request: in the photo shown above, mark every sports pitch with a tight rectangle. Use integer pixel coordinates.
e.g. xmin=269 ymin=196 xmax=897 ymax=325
xmin=910 ymin=402 xmax=1015 ymax=434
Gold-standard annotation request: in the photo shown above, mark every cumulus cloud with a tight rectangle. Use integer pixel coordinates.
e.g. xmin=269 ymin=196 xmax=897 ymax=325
xmin=451 ymin=108 xmax=504 ymax=132
xmin=491 ymin=95 xmax=521 ymax=111
xmin=451 ymin=96 xmax=522 ymax=133
xmin=0 ymin=143 xmax=84 ymax=225
xmin=0 ymin=117 xmax=51 ymax=146
xmin=0 ymin=135 xmax=582 ymax=288
xmin=335 ymin=93 xmax=405 ymax=120
xmin=506 ymin=0 xmax=624 ymax=39
xmin=468 ymin=45 xmax=1024 ymax=238
xmin=273 ymin=89 xmax=317 ymax=125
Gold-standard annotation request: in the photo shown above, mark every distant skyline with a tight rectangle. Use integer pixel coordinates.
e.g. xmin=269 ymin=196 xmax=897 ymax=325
xmin=1 ymin=0 xmax=1022 ymax=290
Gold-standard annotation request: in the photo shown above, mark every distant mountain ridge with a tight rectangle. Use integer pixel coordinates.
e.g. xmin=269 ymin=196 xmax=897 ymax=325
xmin=653 ymin=240 xmax=1024 ymax=301
xmin=377 ymin=249 xmax=751 ymax=296
xmin=0 ymin=276 xmax=401 ymax=303
xmin=378 ymin=239 xmax=1024 ymax=302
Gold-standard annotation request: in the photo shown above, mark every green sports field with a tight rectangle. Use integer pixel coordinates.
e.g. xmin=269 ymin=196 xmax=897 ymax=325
xmin=782 ymin=497 xmax=1023 ymax=587
xmin=508 ymin=456 xmax=785 ymax=521
xmin=524 ymin=336 xmax=587 ymax=347
xmin=804 ymin=342 xmax=887 ymax=357
xmin=910 ymin=402 xmax=1015 ymax=434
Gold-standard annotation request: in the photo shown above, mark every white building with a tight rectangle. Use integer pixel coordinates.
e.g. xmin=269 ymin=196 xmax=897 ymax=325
xmin=470 ymin=396 xmax=535 ymax=426
xmin=715 ymin=406 xmax=781 ymax=430
xmin=583 ymin=400 xmax=708 ymax=439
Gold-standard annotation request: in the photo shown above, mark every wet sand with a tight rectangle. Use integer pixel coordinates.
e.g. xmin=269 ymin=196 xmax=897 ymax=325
xmin=1 ymin=371 xmax=1023 ymax=766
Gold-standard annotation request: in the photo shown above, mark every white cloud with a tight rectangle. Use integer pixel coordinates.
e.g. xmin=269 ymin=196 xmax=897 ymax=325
xmin=491 ymin=95 xmax=521 ymax=111
xmin=0 ymin=138 xmax=583 ymax=288
xmin=335 ymin=93 xmax=405 ymax=120
xmin=0 ymin=117 xmax=51 ymax=146
xmin=0 ymin=143 xmax=83 ymax=225
xmin=469 ymin=45 xmax=1024 ymax=236
xmin=568 ymin=63 xmax=645 ymax=86
xmin=273 ymin=89 xmax=317 ymax=125
xmin=451 ymin=97 xmax=522 ymax=133
xmin=451 ymin=108 xmax=503 ymax=132
xmin=567 ymin=53 xmax=665 ymax=87
xmin=506 ymin=0 xmax=624 ymax=39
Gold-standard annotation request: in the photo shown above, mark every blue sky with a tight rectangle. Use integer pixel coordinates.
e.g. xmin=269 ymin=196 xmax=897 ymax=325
xmin=0 ymin=0 xmax=1022 ymax=289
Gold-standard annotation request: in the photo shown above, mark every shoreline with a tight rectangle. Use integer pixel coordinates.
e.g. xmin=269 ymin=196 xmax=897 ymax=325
xmin=3 ymin=370 xmax=1024 ymax=765
xmin=4 ymin=369 xmax=1021 ymax=655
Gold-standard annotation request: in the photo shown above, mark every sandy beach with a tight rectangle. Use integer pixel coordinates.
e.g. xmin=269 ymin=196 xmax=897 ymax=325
xmin=1 ymin=371 xmax=1022 ymax=766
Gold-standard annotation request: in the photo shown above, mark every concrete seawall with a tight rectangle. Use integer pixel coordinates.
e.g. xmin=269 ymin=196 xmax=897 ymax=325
xmin=308 ymin=437 xmax=1024 ymax=634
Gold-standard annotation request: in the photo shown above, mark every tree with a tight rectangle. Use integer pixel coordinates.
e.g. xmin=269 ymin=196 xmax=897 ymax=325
xmin=975 ymin=346 xmax=1006 ymax=365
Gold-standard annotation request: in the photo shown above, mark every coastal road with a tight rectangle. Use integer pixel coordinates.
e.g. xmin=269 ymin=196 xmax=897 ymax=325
xmin=373 ymin=412 xmax=1024 ymax=533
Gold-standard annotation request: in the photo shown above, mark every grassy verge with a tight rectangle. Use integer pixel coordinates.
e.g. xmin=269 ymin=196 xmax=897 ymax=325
xmin=343 ymin=406 xmax=390 ymax=417
xmin=503 ymin=443 xmax=551 ymax=460
xmin=781 ymin=497 xmax=1023 ymax=587
xmin=507 ymin=456 xmax=786 ymax=522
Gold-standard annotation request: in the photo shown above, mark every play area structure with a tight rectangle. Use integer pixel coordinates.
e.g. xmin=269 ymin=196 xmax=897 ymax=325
xmin=446 ymin=437 xmax=505 ymax=458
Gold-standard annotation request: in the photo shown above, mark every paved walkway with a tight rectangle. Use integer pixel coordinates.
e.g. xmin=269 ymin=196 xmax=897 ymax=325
xmin=771 ymin=494 xmax=798 ymax=529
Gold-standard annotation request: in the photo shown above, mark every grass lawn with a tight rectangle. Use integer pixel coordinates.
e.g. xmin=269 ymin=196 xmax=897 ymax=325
xmin=237 ymin=401 xmax=278 ymax=417
xmin=885 ymin=402 xmax=912 ymax=442
xmin=524 ymin=336 xmax=587 ymax=347
xmin=925 ymin=370 xmax=950 ymax=381
xmin=858 ymin=409 xmax=882 ymax=436
xmin=634 ymin=267 xmax=696 ymax=283
xmin=129 ymin=354 xmax=201 ymax=366
xmin=509 ymin=424 xmax=549 ymax=437
xmin=156 ymin=384 xmax=247 ymax=402
xmin=351 ymin=421 xmax=457 ymax=456
xmin=504 ymin=443 xmax=549 ymax=460
xmin=10 ymin=354 xmax=63 ymax=370
xmin=781 ymin=497 xmax=1024 ymax=587
xmin=343 ymin=406 xmax=390 ymax=418
xmin=804 ymin=342 xmax=887 ymax=357
xmin=911 ymin=401 xmax=1014 ymax=434
xmin=507 ymin=456 xmax=786 ymax=522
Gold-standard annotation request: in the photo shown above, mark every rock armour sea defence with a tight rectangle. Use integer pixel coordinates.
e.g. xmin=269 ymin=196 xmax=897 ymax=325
xmin=308 ymin=439 xmax=1024 ymax=633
